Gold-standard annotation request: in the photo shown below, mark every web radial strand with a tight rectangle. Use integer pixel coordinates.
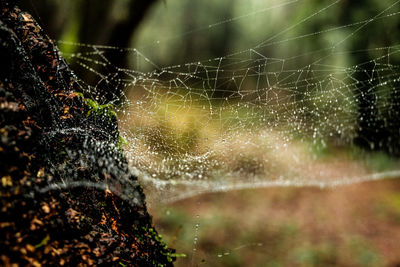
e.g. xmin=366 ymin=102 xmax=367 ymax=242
xmin=57 ymin=0 xmax=400 ymax=203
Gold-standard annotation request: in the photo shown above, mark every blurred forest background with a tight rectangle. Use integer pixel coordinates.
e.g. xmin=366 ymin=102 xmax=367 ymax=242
xmin=20 ymin=0 xmax=400 ymax=155
xmin=19 ymin=0 xmax=400 ymax=266
xmin=19 ymin=0 xmax=400 ymax=65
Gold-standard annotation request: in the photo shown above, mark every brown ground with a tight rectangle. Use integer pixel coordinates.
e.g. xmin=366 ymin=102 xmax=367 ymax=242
xmin=148 ymin=178 xmax=400 ymax=266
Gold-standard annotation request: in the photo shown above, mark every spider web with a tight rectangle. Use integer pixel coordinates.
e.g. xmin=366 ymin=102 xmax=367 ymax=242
xmin=52 ymin=0 xmax=400 ymax=265
xmin=58 ymin=0 xmax=400 ymax=205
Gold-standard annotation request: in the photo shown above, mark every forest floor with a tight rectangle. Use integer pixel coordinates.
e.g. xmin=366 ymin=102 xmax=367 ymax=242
xmin=147 ymin=177 xmax=400 ymax=267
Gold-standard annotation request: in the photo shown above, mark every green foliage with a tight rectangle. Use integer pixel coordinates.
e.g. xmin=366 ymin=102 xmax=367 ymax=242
xmin=76 ymin=92 xmax=129 ymax=151
xmin=291 ymin=243 xmax=337 ymax=266
xmin=346 ymin=237 xmax=383 ymax=267
xmin=143 ymin=226 xmax=186 ymax=263
xmin=34 ymin=234 xmax=50 ymax=249
xmin=349 ymin=147 xmax=400 ymax=172
xmin=75 ymin=92 xmax=117 ymax=120
xmin=85 ymin=98 xmax=117 ymax=120
xmin=117 ymin=135 xmax=129 ymax=151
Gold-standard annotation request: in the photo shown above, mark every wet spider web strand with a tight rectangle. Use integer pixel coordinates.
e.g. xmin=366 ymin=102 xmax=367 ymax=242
xmin=56 ymin=0 xmax=400 ymax=205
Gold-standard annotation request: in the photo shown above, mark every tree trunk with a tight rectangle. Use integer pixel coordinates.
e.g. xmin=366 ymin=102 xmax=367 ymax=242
xmin=0 ymin=2 xmax=174 ymax=266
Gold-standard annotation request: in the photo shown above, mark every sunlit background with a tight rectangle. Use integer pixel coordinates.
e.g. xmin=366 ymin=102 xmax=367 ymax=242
xmin=21 ymin=0 xmax=400 ymax=265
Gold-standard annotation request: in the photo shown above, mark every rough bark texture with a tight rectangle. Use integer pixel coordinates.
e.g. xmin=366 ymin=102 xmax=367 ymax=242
xmin=0 ymin=2 xmax=174 ymax=266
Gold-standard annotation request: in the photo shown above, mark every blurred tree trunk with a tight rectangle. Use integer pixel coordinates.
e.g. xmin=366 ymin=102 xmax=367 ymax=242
xmin=20 ymin=0 xmax=157 ymax=48
xmin=78 ymin=0 xmax=159 ymax=102
xmin=339 ymin=0 xmax=396 ymax=155
xmin=180 ymin=0 xmax=236 ymax=98
xmin=20 ymin=0 xmax=159 ymax=103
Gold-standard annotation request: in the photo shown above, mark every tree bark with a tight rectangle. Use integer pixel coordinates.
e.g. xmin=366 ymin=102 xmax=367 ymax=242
xmin=0 ymin=2 xmax=174 ymax=266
